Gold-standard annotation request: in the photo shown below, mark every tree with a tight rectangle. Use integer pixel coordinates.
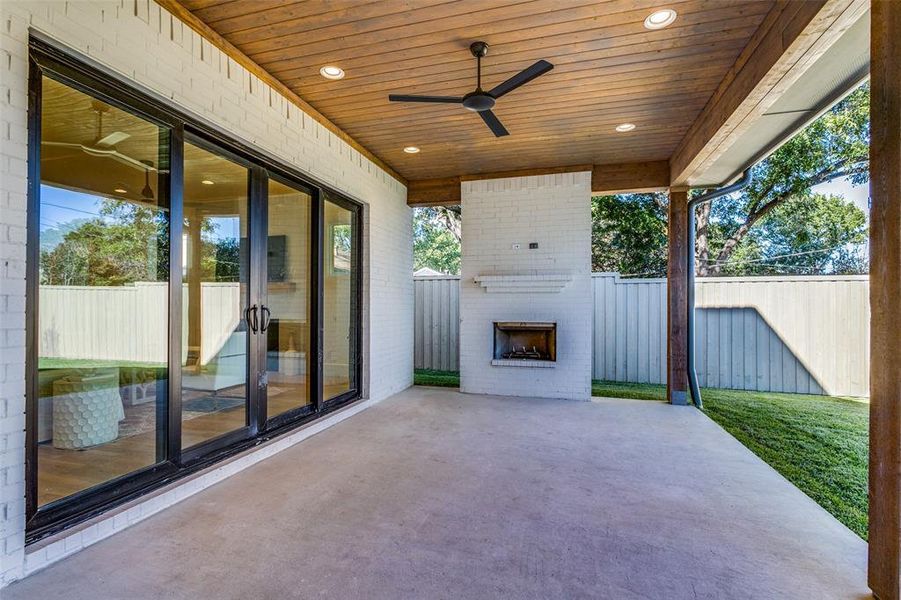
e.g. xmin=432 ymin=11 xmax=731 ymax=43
xmin=704 ymin=193 xmax=867 ymax=275
xmin=41 ymin=199 xmax=169 ymax=286
xmin=413 ymin=206 xmax=462 ymax=274
xmin=591 ymin=193 xmax=668 ymax=276
xmin=695 ymin=83 xmax=869 ymax=275
xmin=40 ymin=196 xmax=240 ymax=285
xmin=587 ymin=83 xmax=869 ymax=277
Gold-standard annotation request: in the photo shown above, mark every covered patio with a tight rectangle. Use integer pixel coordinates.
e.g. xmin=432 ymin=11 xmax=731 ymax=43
xmin=6 ymin=387 xmax=867 ymax=599
xmin=0 ymin=0 xmax=898 ymax=597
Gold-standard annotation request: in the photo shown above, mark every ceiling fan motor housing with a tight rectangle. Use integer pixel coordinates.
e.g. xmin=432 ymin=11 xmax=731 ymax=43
xmin=469 ymin=41 xmax=489 ymax=58
xmin=462 ymin=91 xmax=496 ymax=112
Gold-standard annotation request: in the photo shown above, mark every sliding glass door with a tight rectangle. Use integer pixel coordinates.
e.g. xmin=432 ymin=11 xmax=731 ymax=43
xmin=262 ymin=177 xmax=313 ymax=424
xmin=27 ymin=41 xmax=363 ymax=541
xmin=180 ymin=140 xmax=254 ymax=452
xmin=323 ymin=195 xmax=360 ymax=402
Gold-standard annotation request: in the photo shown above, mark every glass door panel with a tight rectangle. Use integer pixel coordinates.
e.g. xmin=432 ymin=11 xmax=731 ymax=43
xmin=36 ymin=76 xmax=170 ymax=507
xmin=264 ymin=179 xmax=312 ymax=419
xmin=181 ymin=141 xmax=250 ymax=449
xmin=323 ymin=199 xmax=357 ymax=400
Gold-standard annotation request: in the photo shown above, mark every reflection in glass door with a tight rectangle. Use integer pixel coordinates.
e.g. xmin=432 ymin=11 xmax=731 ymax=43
xmin=323 ymin=198 xmax=358 ymax=400
xmin=35 ymin=75 xmax=170 ymax=507
xmin=264 ymin=178 xmax=312 ymax=420
xmin=180 ymin=141 xmax=251 ymax=449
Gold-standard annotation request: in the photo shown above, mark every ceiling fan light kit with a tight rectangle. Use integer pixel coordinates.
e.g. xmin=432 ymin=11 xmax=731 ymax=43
xmin=388 ymin=41 xmax=554 ymax=138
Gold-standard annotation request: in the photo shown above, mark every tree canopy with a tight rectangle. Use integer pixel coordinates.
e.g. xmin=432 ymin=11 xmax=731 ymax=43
xmin=40 ymin=197 xmax=241 ymax=286
xmin=40 ymin=199 xmax=169 ymax=286
xmin=413 ymin=206 xmax=461 ymax=275
xmin=591 ymin=193 xmax=668 ymax=276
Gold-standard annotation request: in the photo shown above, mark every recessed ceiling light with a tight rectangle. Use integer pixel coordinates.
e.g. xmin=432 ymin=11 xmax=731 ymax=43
xmin=644 ymin=9 xmax=677 ymax=29
xmin=403 ymin=146 xmax=420 ymax=154
xmin=615 ymin=123 xmax=636 ymax=132
xmin=114 ymin=187 xmax=128 ymax=194
xmin=319 ymin=65 xmax=345 ymax=80
xmin=201 ymin=179 xmax=215 ymax=185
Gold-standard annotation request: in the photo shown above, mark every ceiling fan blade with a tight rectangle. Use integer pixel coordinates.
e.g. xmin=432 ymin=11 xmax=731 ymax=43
xmin=79 ymin=145 xmax=159 ymax=172
xmin=107 ymin=151 xmax=157 ymax=172
xmin=488 ymin=60 xmax=554 ymax=98
xmin=388 ymin=94 xmax=463 ymax=103
xmin=41 ymin=141 xmax=83 ymax=149
xmin=479 ymin=110 xmax=509 ymax=137
xmin=96 ymin=131 xmax=131 ymax=147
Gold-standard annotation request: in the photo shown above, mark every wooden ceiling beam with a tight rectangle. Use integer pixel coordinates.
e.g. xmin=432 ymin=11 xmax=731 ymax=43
xmin=156 ymin=0 xmax=406 ymax=185
xmin=592 ymin=161 xmax=670 ymax=194
xmin=408 ymin=177 xmax=463 ymax=207
xmin=407 ymin=161 xmax=670 ymax=206
xmin=669 ymin=0 xmax=869 ymax=187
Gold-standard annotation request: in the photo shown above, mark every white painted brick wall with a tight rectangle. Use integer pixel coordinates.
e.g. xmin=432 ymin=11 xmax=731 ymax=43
xmin=459 ymin=172 xmax=592 ymax=400
xmin=0 ymin=0 xmax=412 ymax=586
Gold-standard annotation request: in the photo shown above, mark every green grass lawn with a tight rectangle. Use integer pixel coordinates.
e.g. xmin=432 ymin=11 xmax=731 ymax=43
xmin=414 ymin=369 xmax=869 ymax=539
xmin=413 ymin=369 xmax=463 ymax=388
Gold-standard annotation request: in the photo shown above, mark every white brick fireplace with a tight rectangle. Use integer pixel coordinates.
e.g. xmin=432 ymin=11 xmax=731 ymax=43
xmin=459 ymin=172 xmax=593 ymax=400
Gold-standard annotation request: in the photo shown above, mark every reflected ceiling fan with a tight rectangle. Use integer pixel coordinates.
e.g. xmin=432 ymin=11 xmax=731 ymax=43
xmin=41 ymin=101 xmax=154 ymax=173
xmin=388 ymin=42 xmax=553 ymax=137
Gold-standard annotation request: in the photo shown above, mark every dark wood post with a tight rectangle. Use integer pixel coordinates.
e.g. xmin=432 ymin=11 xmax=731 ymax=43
xmin=869 ymin=1 xmax=901 ymax=598
xmin=666 ymin=188 xmax=690 ymax=405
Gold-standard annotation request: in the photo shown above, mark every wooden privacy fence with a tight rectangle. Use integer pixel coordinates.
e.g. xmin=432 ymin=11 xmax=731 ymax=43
xmin=414 ymin=273 xmax=870 ymax=397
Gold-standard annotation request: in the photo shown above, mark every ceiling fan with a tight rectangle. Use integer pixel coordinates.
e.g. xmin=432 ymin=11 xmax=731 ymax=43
xmin=388 ymin=42 xmax=553 ymax=137
xmin=41 ymin=101 xmax=154 ymax=174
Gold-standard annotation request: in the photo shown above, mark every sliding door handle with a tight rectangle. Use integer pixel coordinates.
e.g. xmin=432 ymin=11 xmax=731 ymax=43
xmin=260 ymin=306 xmax=271 ymax=332
xmin=245 ymin=305 xmax=259 ymax=333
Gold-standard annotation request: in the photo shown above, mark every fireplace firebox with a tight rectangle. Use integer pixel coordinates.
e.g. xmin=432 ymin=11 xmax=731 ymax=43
xmin=493 ymin=322 xmax=557 ymax=363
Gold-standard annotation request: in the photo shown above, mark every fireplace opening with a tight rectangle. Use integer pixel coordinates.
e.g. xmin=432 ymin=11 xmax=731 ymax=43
xmin=493 ymin=322 xmax=556 ymax=362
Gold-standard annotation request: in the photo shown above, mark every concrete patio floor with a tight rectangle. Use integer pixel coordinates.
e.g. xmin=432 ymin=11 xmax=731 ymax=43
xmin=7 ymin=387 xmax=868 ymax=599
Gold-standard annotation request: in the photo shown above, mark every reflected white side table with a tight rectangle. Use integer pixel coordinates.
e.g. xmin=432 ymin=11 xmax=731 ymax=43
xmin=52 ymin=370 xmax=124 ymax=449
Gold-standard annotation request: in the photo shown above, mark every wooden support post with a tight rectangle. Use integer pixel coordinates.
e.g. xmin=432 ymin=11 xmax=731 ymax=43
xmin=666 ymin=189 xmax=690 ymax=405
xmin=869 ymin=1 xmax=901 ymax=598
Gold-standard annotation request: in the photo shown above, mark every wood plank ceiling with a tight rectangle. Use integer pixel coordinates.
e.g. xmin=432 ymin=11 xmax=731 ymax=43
xmin=174 ymin=0 xmax=775 ymax=182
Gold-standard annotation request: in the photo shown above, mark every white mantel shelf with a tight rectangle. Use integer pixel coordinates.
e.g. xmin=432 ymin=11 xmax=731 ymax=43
xmin=473 ymin=273 xmax=573 ymax=293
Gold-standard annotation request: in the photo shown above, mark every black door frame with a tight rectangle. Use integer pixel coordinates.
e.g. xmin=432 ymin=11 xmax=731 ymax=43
xmin=25 ymin=35 xmax=366 ymax=543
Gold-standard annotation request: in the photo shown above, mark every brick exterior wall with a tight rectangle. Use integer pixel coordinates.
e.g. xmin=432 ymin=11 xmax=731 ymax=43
xmin=459 ymin=173 xmax=593 ymax=400
xmin=0 ymin=0 xmax=412 ymax=585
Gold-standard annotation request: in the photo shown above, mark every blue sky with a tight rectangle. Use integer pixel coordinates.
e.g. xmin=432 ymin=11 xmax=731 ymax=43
xmin=812 ymin=176 xmax=870 ymax=218
xmin=39 ymin=185 xmax=105 ymax=233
